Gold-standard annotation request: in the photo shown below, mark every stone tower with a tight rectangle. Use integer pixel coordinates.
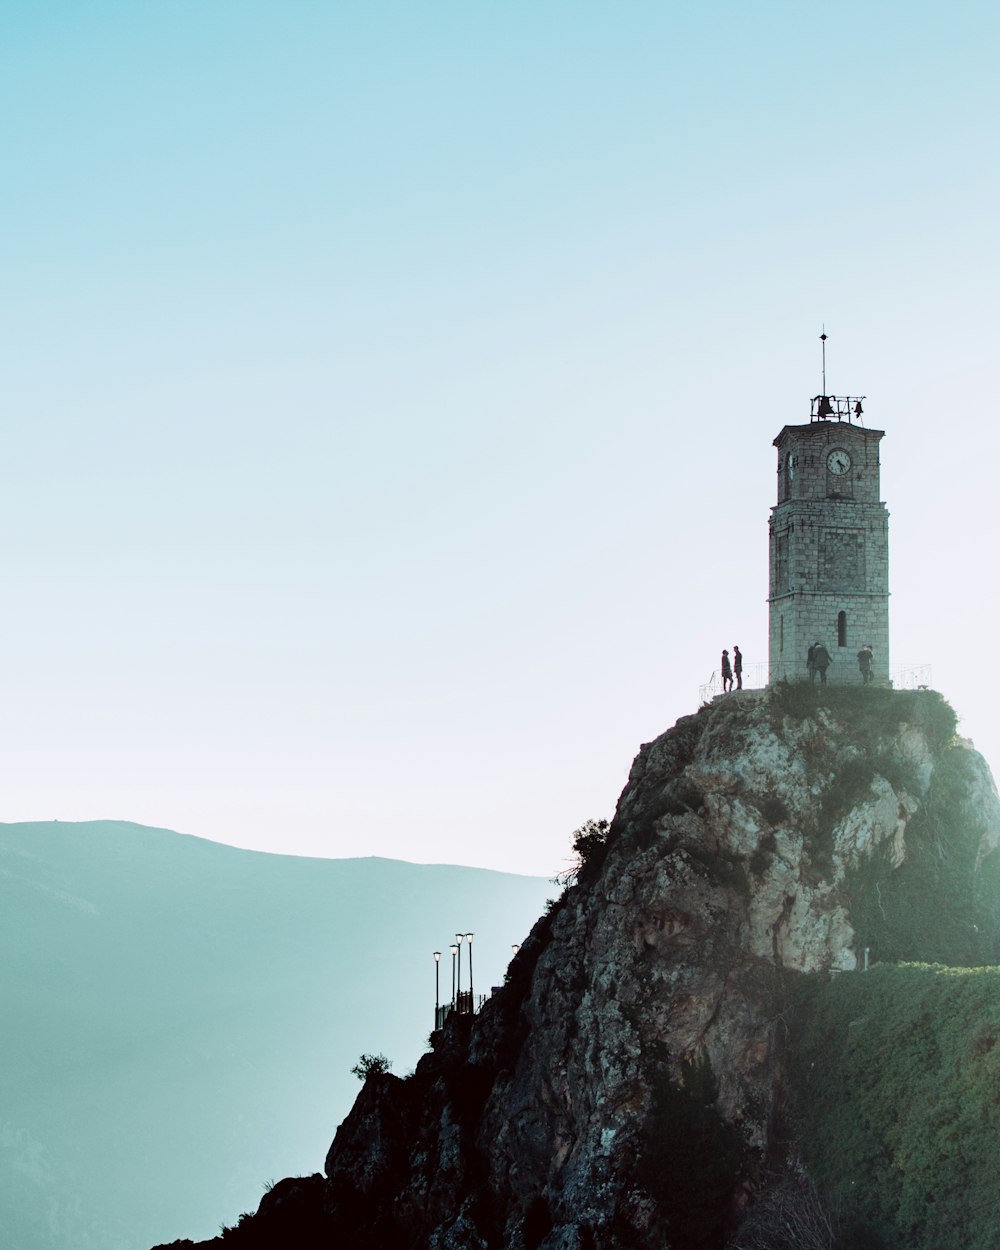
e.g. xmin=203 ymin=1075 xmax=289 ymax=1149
xmin=768 ymin=394 xmax=889 ymax=684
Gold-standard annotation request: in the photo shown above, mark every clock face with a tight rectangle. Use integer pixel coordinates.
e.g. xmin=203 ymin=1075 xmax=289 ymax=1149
xmin=827 ymin=448 xmax=852 ymax=475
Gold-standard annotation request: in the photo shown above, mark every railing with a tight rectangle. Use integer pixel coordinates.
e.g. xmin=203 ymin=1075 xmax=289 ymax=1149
xmin=888 ymin=664 xmax=933 ymax=690
xmin=698 ymin=662 xmax=768 ymax=704
xmin=699 ymin=662 xmax=932 ymax=704
xmin=435 ymin=992 xmax=490 ymax=1031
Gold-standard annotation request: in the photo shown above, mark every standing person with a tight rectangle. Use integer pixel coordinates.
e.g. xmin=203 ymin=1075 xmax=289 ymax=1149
xmin=813 ymin=642 xmax=831 ymax=684
xmin=721 ymin=649 xmax=733 ymax=693
xmin=733 ymin=645 xmax=743 ymax=690
xmin=857 ymin=644 xmax=874 ymax=685
xmin=807 ymin=643 xmax=817 ymax=682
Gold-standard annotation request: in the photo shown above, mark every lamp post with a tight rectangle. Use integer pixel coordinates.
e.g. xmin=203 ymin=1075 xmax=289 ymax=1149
xmin=465 ymin=933 xmax=474 ymax=1009
xmin=433 ymin=951 xmax=441 ymax=1029
xmin=450 ymin=944 xmax=458 ymax=1009
xmin=455 ymin=933 xmax=464 ymax=1011
xmin=512 ymin=944 xmax=520 ymax=955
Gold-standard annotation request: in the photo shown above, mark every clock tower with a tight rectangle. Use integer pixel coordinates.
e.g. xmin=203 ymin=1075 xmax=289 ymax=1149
xmin=768 ymin=394 xmax=889 ymax=684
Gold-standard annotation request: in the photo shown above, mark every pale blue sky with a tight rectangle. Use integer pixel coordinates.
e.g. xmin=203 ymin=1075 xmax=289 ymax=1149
xmin=2 ymin=2 xmax=998 ymax=874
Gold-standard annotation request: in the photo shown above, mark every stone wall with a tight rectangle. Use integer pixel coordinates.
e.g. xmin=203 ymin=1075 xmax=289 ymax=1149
xmin=769 ymin=420 xmax=889 ymax=684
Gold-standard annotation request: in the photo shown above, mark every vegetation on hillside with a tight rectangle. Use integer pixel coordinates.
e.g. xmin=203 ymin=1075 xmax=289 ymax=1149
xmin=845 ymin=744 xmax=1000 ymax=966
xmin=767 ymin=683 xmax=957 ymax=752
xmin=351 ymin=1053 xmax=392 ymax=1081
xmin=556 ymin=817 xmax=611 ymax=888
xmin=788 ymin=964 xmax=1000 ymax=1250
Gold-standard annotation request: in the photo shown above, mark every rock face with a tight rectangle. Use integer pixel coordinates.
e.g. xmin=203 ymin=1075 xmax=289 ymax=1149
xmin=156 ymin=686 xmax=1000 ymax=1250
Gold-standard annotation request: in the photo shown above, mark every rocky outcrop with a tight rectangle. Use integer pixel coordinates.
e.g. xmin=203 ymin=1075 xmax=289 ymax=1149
xmin=154 ymin=686 xmax=1000 ymax=1250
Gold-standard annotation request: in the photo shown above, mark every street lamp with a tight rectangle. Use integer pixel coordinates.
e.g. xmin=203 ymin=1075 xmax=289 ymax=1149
xmin=512 ymin=944 xmax=520 ymax=955
xmin=450 ymin=944 xmax=458 ymax=1009
xmin=455 ymin=934 xmax=464 ymax=1011
xmin=433 ymin=951 xmax=441 ymax=1029
xmin=464 ymin=933 xmax=474 ymax=1008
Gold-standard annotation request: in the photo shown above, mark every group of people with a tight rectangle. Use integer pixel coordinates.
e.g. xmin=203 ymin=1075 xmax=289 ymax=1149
xmin=807 ymin=641 xmax=876 ymax=684
xmin=721 ymin=646 xmax=742 ymax=692
xmin=718 ymin=641 xmax=876 ymax=691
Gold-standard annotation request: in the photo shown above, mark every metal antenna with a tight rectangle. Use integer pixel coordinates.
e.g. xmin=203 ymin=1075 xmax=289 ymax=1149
xmin=820 ymin=328 xmax=827 ymax=395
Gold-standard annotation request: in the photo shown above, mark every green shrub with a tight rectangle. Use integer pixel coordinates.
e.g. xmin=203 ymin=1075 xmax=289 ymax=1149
xmin=351 ymin=1052 xmax=392 ymax=1081
xmin=556 ymin=818 xmax=611 ymax=887
xmin=661 ymin=783 xmax=706 ymax=819
xmin=788 ymin=965 xmax=1000 ymax=1250
xmin=686 ymin=842 xmax=751 ymax=899
xmin=749 ymin=833 xmax=776 ymax=878
xmin=820 ymin=758 xmax=877 ymax=826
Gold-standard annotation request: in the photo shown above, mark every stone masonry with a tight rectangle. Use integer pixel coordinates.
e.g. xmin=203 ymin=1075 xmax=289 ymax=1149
xmin=769 ymin=415 xmax=889 ymax=684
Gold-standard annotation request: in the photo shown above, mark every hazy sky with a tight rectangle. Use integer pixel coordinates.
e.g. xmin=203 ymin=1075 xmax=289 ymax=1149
xmin=3 ymin=2 xmax=998 ymax=876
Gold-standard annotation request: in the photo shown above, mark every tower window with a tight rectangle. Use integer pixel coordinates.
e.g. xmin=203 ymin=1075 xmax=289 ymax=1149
xmin=838 ymin=611 xmax=847 ymax=647
xmin=780 ymin=616 xmax=784 ymax=654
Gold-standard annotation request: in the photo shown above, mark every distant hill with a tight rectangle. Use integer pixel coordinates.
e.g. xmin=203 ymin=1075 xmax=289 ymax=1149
xmin=0 ymin=820 xmax=552 ymax=1250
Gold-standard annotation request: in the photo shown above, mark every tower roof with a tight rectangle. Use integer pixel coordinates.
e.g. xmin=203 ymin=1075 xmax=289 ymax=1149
xmin=773 ymin=418 xmax=884 ymax=449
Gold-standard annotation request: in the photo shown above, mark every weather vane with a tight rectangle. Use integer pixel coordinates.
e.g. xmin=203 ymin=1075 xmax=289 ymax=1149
xmin=820 ymin=328 xmax=827 ymax=396
xmin=810 ymin=329 xmax=865 ymax=422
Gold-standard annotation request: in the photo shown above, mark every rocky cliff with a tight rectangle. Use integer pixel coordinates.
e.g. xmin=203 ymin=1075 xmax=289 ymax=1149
xmin=154 ymin=685 xmax=1000 ymax=1250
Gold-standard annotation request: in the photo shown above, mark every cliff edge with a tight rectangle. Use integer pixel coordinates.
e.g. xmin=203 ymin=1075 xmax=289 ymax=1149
xmin=154 ymin=685 xmax=1000 ymax=1250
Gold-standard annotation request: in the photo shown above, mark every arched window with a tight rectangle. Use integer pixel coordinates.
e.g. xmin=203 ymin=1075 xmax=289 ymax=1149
xmin=780 ymin=615 xmax=784 ymax=654
xmin=838 ymin=611 xmax=847 ymax=647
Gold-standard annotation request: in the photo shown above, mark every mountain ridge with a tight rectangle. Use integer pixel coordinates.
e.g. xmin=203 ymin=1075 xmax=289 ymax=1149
xmin=2 ymin=819 xmax=552 ymax=1250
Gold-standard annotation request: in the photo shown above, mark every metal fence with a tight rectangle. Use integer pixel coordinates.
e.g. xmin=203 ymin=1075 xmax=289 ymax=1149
xmin=699 ymin=662 xmax=932 ymax=705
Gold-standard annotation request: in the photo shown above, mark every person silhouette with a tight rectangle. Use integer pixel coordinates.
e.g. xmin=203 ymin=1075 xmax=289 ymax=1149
xmin=812 ymin=642 xmax=831 ymax=684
